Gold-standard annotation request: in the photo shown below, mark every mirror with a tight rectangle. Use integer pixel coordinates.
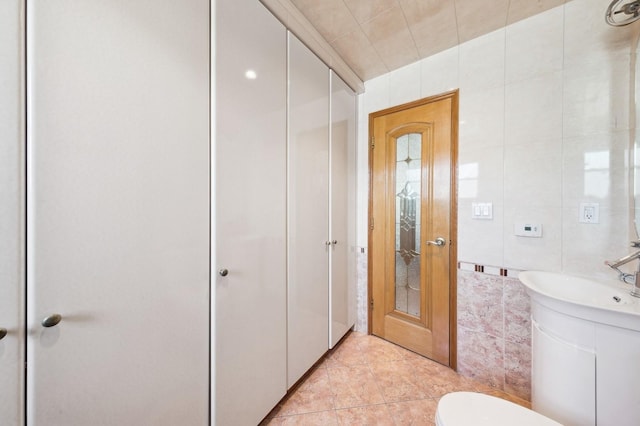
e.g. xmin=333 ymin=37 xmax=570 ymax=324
xmin=635 ymin=34 xmax=640 ymax=239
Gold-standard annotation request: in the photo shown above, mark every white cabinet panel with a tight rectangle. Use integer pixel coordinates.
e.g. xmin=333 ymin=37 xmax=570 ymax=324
xmin=0 ymin=1 xmax=25 ymax=424
xmin=287 ymin=33 xmax=330 ymax=387
xmin=596 ymin=324 xmax=640 ymax=426
xmin=532 ymin=321 xmax=596 ymax=426
xmin=27 ymin=1 xmax=210 ymax=424
xmin=215 ymin=0 xmax=287 ymax=424
xmin=329 ymin=72 xmax=357 ymax=348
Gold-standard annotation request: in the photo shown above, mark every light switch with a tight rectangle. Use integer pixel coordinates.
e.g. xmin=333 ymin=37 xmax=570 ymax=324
xmin=472 ymin=202 xmax=493 ymax=220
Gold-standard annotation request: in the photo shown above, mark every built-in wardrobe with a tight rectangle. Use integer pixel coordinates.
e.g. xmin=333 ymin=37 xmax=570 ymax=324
xmin=1 ymin=0 xmax=356 ymax=425
xmin=214 ymin=0 xmax=357 ymax=424
xmin=1 ymin=1 xmax=210 ymax=424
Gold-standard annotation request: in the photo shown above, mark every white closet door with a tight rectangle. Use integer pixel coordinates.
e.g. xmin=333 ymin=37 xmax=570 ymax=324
xmin=0 ymin=1 xmax=25 ymax=423
xmin=26 ymin=2 xmax=210 ymax=425
xmin=214 ymin=0 xmax=287 ymax=424
xmin=287 ymin=33 xmax=330 ymax=387
xmin=329 ymin=72 xmax=357 ymax=348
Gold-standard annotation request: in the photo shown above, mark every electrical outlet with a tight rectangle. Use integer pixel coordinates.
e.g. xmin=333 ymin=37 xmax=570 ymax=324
xmin=579 ymin=203 xmax=599 ymax=224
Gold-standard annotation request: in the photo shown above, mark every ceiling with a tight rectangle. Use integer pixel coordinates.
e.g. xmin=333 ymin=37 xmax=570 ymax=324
xmin=289 ymin=0 xmax=571 ymax=81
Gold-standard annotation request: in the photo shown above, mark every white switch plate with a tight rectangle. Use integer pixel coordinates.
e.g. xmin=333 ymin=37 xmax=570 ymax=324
xmin=579 ymin=202 xmax=599 ymax=224
xmin=514 ymin=222 xmax=543 ymax=237
xmin=472 ymin=202 xmax=493 ymax=220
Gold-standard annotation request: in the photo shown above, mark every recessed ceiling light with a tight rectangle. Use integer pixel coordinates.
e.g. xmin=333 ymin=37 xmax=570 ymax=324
xmin=245 ymin=70 xmax=257 ymax=80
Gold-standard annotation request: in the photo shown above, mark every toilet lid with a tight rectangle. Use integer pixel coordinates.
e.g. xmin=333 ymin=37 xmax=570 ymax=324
xmin=436 ymin=392 xmax=562 ymax=426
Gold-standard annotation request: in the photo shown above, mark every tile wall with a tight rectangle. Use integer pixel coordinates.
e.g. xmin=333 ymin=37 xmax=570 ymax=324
xmin=355 ymin=0 xmax=640 ymax=400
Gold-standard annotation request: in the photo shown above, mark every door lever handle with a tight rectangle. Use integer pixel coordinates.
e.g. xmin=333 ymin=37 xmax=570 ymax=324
xmin=426 ymin=237 xmax=446 ymax=247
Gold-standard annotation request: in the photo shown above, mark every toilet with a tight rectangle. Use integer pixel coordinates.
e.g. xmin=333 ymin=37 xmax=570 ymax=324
xmin=436 ymin=392 xmax=562 ymax=426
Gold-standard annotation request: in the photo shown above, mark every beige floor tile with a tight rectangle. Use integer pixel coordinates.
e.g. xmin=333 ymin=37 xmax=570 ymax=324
xmin=335 ymin=404 xmax=395 ymax=425
xmin=327 ymin=364 xmax=385 ymax=409
xmin=386 ymin=398 xmax=438 ymax=426
xmin=269 ymin=332 xmax=531 ymax=425
xmin=325 ymin=337 xmax=368 ymax=367
xmin=263 ymin=410 xmax=339 ymax=425
xmin=368 ymin=359 xmax=430 ymax=402
xmin=276 ymin=368 xmax=335 ymax=416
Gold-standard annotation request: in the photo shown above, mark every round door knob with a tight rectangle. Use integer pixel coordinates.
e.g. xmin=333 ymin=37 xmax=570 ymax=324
xmin=41 ymin=314 xmax=62 ymax=328
xmin=0 ymin=328 xmax=7 ymax=340
xmin=218 ymin=269 xmax=229 ymax=277
xmin=332 ymin=240 xmax=338 ymax=245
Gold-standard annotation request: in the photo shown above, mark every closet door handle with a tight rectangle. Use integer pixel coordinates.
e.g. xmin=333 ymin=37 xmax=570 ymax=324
xmin=42 ymin=314 xmax=62 ymax=328
xmin=332 ymin=240 xmax=338 ymax=245
xmin=218 ymin=269 xmax=229 ymax=277
xmin=0 ymin=328 xmax=7 ymax=340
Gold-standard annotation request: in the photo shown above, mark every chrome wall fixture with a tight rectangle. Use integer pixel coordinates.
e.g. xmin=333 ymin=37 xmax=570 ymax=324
xmin=606 ymin=0 xmax=640 ymax=26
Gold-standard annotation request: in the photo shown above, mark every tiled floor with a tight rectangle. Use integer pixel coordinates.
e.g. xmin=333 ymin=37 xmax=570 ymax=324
xmin=262 ymin=331 xmax=530 ymax=425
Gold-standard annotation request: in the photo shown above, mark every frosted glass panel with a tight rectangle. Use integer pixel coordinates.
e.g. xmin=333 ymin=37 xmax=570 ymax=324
xmin=395 ymin=133 xmax=422 ymax=317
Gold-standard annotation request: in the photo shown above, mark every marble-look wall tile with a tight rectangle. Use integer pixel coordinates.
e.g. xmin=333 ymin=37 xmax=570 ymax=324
xmin=456 ymin=271 xmax=532 ymax=400
xmin=503 ymin=277 xmax=531 ymax=345
xmin=504 ymin=341 xmax=532 ymax=401
xmin=355 ymin=249 xmax=368 ymax=332
xmin=457 ymin=327 xmax=505 ymax=389
xmin=457 ymin=270 xmax=504 ymax=338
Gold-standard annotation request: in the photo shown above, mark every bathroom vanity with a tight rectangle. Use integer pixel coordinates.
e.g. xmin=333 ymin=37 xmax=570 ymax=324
xmin=520 ymin=271 xmax=640 ymax=426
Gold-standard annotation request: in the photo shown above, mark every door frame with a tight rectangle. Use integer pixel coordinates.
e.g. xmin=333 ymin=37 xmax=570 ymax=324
xmin=367 ymin=90 xmax=459 ymax=369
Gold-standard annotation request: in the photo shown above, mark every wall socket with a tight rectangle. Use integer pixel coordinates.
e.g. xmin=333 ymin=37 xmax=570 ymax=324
xmin=579 ymin=202 xmax=599 ymax=224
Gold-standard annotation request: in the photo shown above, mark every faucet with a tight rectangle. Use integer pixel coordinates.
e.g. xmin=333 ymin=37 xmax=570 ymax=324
xmin=605 ymin=240 xmax=640 ymax=297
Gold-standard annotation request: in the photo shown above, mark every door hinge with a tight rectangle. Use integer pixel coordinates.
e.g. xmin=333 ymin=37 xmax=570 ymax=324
xmin=370 ymin=217 xmax=374 ymax=230
xmin=370 ymin=299 xmax=374 ymax=310
xmin=370 ymin=136 xmax=375 ymax=149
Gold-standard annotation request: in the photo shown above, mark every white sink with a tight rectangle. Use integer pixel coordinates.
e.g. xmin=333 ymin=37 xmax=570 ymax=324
xmin=521 ymin=270 xmax=640 ymax=425
xmin=519 ymin=270 xmax=640 ymax=331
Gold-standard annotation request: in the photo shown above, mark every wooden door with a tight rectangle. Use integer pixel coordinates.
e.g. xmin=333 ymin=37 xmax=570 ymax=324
xmin=215 ymin=0 xmax=288 ymax=424
xmin=369 ymin=92 xmax=458 ymax=366
xmin=26 ymin=1 xmax=210 ymax=424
